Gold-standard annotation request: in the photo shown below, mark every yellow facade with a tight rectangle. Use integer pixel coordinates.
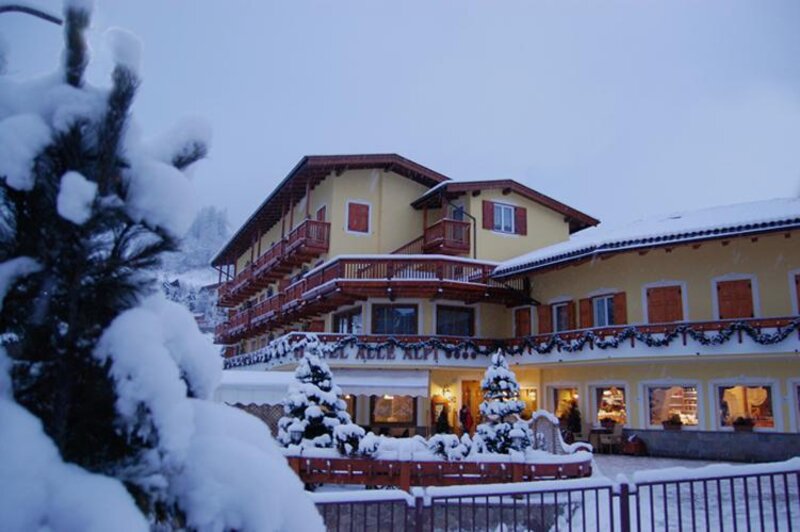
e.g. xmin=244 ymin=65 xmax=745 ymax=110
xmin=218 ymin=156 xmax=800 ymax=436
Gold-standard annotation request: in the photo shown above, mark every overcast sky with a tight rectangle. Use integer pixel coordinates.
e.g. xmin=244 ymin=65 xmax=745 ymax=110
xmin=2 ymin=1 xmax=799 ymax=230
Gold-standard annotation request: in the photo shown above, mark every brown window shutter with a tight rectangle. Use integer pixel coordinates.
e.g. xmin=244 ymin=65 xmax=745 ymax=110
xmin=579 ymin=298 xmax=593 ymax=328
xmin=647 ymin=286 xmax=683 ymax=323
xmin=537 ymin=305 xmax=552 ymax=334
xmin=566 ymin=301 xmax=576 ymax=330
xmin=718 ymin=279 xmax=754 ymax=319
xmin=514 ymin=207 xmax=528 ymax=235
xmin=348 ymin=203 xmax=369 ymax=232
xmin=613 ymin=292 xmax=627 ymax=325
xmin=482 ymin=200 xmax=494 ymax=230
xmin=515 ymin=307 xmax=531 ymax=337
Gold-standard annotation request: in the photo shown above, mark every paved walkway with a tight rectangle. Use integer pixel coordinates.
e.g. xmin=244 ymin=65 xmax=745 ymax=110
xmin=593 ymin=453 xmax=728 ymax=480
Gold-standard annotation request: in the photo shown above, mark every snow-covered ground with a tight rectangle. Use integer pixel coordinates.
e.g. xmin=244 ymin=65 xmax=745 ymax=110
xmin=592 ymin=454 xmax=726 ymax=480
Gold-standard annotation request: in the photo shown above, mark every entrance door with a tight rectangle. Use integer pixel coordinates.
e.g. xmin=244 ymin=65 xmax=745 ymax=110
xmin=462 ymin=380 xmax=483 ymax=434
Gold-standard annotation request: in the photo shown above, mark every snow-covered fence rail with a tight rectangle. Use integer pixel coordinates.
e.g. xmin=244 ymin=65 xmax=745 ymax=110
xmin=309 ymin=458 xmax=800 ymax=531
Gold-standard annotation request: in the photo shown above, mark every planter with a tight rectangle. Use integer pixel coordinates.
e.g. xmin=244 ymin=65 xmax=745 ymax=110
xmin=662 ymin=422 xmax=683 ymax=431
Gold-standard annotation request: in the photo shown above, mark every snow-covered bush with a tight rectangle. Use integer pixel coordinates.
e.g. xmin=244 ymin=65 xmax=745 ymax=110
xmin=333 ymin=423 xmax=366 ymax=457
xmin=0 ymin=3 xmax=321 ymax=529
xmin=428 ymin=433 xmax=472 ymax=461
xmin=277 ymin=337 xmax=362 ymax=450
xmin=475 ymin=351 xmax=533 ymax=454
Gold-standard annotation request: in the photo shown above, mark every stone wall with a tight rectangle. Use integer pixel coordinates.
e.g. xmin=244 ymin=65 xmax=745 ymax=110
xmin=624 ymin=429 xmax=800 ymax=462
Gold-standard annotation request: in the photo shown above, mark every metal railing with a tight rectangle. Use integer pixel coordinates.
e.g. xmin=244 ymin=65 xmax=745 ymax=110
xmin=308 ymin=459 xmax=800 ymax=531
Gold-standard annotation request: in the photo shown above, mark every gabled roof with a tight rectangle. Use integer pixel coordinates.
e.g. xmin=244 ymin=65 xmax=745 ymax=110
xmin=211 ymin=154 xmax=450 ymax=266
xmin=494 ymin=197 xmax=800 ymax=278
xmin=411 ymin=179 xmax=599 ymax=233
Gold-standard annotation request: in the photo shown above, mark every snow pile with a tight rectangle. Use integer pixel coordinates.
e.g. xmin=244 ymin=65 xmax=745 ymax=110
xmin=57 ymin=171 xmax=97 ymax=224
xmin=0 ymin=113 xmax=51 ymax=191
xmin=104 ymin=28 xmax=141 ymax=76
xmin=0 ymin=395 xmax=148 ymax=532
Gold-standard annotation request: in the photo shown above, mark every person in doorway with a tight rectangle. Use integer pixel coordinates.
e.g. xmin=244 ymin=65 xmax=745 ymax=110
xmin=459 ymin=404 xmax=474 ymax=435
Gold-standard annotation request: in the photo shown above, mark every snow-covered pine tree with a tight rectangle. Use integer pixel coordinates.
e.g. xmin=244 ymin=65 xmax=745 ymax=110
xmin=278 ymin=336 xmax=362 ymax=451
xmin=475 ymin=351 xmax=532 ymax=453
xmin=0 ymin=2 xmax=320 ymax=529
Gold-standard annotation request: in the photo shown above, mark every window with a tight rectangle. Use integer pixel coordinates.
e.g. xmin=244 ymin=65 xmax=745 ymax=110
xmin=594 ymin=386 xmax=627 ymax=425
xmin=553 ymin=302 xmax=570 ymax=332
xmin=718 ymin=385 xmax=774 ymax=428
xmin=334 ymin=307 xmax=362 ymax=334
xmin=372 ymin=305 xmax=418 ymax=335
xmin=347 ymin=202 xmax=370 ymax=233
xmin=592 ymin=296 xmax=615 ymax=327
xmin=343 ymin=394 xmax=356 ymax=420
xmin=647 ymin=385 xmax=698 ymax=427
xmin=493 ymin=203 xmax=515 ymax=233
xmin=716 ymin=278 xmax=754 ymax=319
xmin=520 ymin=387 xmax=538 ymax=419
xmin=436 ymin=305 xmax=474 ymax=336
xmin=371 ymin=395 xmax=416 ymax=425
xmin=450 ymin=204 xmax=465 ymax=221
xmin=647 ymin=285 xmax=684 ymax=323
xmin=552 ymin=387 xmax=579 ymax=418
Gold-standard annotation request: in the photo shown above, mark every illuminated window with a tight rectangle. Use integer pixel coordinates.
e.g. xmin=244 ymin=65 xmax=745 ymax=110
xmin=647 ymin=385 xmax=698 ymax=427
xmin=552 ymin=387 xmax=579 ymax=419
xmin=520 ymin=387 xmax=538 ymax=419
xmin=343 ymin=394 xmax=356 ymax=420
xmin=594 ymin=385 xmax=626 ymax=425
xmin=718 ymin=385 xmax=774 ymax=428
xmin=371 ymin=395 xmax=416 ymax=425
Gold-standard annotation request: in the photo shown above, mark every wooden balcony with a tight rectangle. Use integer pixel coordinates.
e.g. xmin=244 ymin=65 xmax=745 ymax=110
xmin=218 ymin=219 xmax=330 ymax=307
xmin=215 ymin=255 xmax=528 ymax=344
xmin=422 ymin=218 xmax=470 ymax=255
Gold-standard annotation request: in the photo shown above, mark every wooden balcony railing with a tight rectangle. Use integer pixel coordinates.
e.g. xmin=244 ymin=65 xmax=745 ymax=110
xmin=218 ymin=219 xmax=330 ymax=307
xmin=215 ymin=255 xmax=527 ymax=343
xmin=423 ymin=218 xmax=471 ymax=255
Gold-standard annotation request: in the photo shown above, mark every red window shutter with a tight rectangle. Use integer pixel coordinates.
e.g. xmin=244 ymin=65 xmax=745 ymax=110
xmin=579 ymin=298 xmax=593 ymax=328
xmin=482 ymin=200 xmax=494 ymax=229
xmin=515 ymin=308 xmax=531 ymax=337
xmin=718 ymin=279 xmax=754 ymax=319
xmin=566 ymin=301 xmax=576 ymax=330
xmin=514 ymin=207 xmax=527 ymax=235
xmin=348 ymin=202 xmax=369 ymax=233
xmin=613 ymin=292 xmax=627 ymax=325
xmin=537 ymin=305 xmax=552 ymax=334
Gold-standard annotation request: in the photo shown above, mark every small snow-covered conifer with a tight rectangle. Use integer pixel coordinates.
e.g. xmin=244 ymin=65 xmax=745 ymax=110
xmin=278 ymin=336 xmax=360 ymax=451
xmin=475 ymin=351 xmax=532 ymax=453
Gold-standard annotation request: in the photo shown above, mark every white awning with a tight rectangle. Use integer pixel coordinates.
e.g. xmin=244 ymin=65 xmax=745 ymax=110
xmin=214 ymin=369 xmax=430 ymax=406
xmin=335 ymin=369 xmax=430 ymax=398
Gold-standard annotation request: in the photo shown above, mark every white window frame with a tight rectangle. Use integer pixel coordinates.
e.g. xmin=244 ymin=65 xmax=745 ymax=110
xmin=709 ymin=378 xmax=782 ymax=432
xmin=492 ymin=202 xmax=515 ymax=234
xmin=552 ymin=302 xmax=570 ymax=333
xmin=788 ymin=379 xmax=800 ymax=433
xmin=592 ymin=295 xmax=615 ymax=327
xmin=789 ymin=268 xmax=800 ymax=315
xmin=588 ymin=381 xmax=630 ymax=428
xmin=333 ymin=305 xmax=363 ymax=335
xmin=345 ymin=199 xmax=372 ymax=236
xmin=639 ymin=379 xmax=705 ymax=430
xmin=711 ymin=273 xmax=760 ymax=320
xmin=641 ymin=280 xmax=690 ymax=324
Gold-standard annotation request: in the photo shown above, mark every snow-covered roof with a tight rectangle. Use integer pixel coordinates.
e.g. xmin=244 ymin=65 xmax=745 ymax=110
xmin=494 ymin=197 xmax=800 ymax=277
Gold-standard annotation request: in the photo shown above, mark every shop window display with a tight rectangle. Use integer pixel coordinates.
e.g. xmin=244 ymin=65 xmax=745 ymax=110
xmin=648 ymin=386 xmax=699 ymax=426
xmin=595 ymin=386 xmax=626 ymax=425
xmin=718 ymin=385 xmax=774 ymax=428
xmin=371 ymin=395 xmax=416 ymax=425
xmin=520 ymin=387 xmax=538 ymax=419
